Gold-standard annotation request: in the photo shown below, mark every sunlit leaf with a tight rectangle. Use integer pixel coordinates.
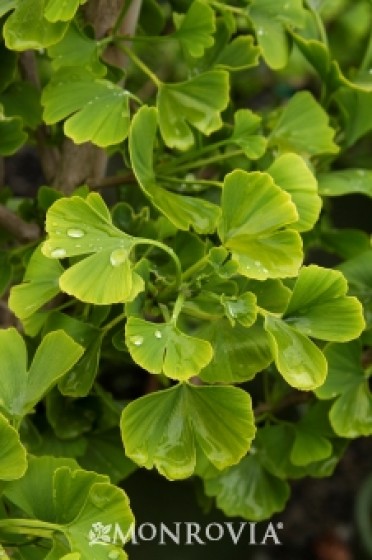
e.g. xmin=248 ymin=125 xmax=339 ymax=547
xmin=3 ymin=0 xmax=68 ymax=50
xmin=129 ymin=105 xmax=221 ymax=233
xmin=44 ymin=0 xmax=87 ymax=22
xmin=284 ymin=265 xmax=365 ymax=341
xmin=268 ymin=154 xmax=321 ymax=231
xmin=125 ymin=317 xmax=213 ymax=380
xmin=157 ymin=70 xmax=229 ymax=150
xmin=270 ymin=91 xmax=339 ymax=155
xmin=42 ymin=67 xmax=130 ymax=147
xmin=121 ymin=383 xmax=255 ymax=480
xmin=219 ymin=169 xmax=302 ymax=279
xmin=42 ymin=193 xmax=145 ymax=304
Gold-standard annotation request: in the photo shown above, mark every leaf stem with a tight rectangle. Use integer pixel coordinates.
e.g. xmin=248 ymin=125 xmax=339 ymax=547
xmin=181 ymin=253 xmax=211 ymax=282
xmin=360 ymin=29 xmax=372 ymax=72
xmin=102 ymin=311 xmax=127 ymax=333
xmin=305 ymin=0 xmax=329 ymax=48
xmin=166 ymin=150 xmax=245 ymax=174
xmin=117 ymin=44 xmax=161 ymax=87
xmin=157 ymin=175 xmax=223 ymax=189
xmin=135 ymin=239 xmax=182 ymax=288
xmin=208 ymin=0 xmax=247 ymax=16
xmin=157 ymin=139 xmax=230 ymax=174
xmin=0 ymin=519 xmax=61 ymax=539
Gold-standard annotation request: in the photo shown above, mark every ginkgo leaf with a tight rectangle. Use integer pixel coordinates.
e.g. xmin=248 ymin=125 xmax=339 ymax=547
xmin=283 ymin=265 xmax=365 ymax=341
xmin=157 ymin=70 xmax=229 ymax=150
xmin=318 ymin=169 xmax=372 ymax=198
xmin=44 ymin=0 xmax=87 ymax=22
xmin=196 ymin=319 xmax=273 ymax=383
xmin=290 ymin=402 xmax=334 ymax=466
xmin=121 ymin=383 xmax=255 ymax=479
xmin=129 ymin=105 xmax=221 ymax=233
xmin=215 ymin=36 xmax=261 ymax=71
xmin=219 ymin=169 xmax=302 ymax=279
xmin=42 ymin=193 xmax=145 ymax=304
xmin=270 ymin=91 xmax=339 ymax=155
xmin=125 ymin=317 xmax=213 ymax=380
xmin=0 ymin=328 xmax=83 ymax=422
xmin=205 ymin=454 xmax=290 ymax=520
xmin=0 ymin=412 xmax=27 ymax=481
xmin=3 ymin=456 xmax=134 ymax=560
xmin=0 ymin=104 xmax=27 ymax=155
xmin=8 ymin=246 xmax=62 ymax=320
xmin=248 ymin=0 xmax=306 ymax=69
xmin=316 ymin=341 xmax=372 ymax=438
xmin=0 ymin=0 xmax=15 ymax=18
xmin=3 ymin=0 xmax=68 ymax=50
xmin=173 ymin=0 xmax=215 ymax=58
xmin=265 ymin=315 xmax=328 ymax=390
xmin=42 ymin=67 xmax=130 ymax=147
xmin=48 ymin=23 xmax=106 ymax=76
xmin=230 ymin=109 xmax=267 ymax=159
xmin=268 ymin=154 xmax=321 ymax=232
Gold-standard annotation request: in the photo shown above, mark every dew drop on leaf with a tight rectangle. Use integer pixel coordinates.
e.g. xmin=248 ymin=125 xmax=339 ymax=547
xmin=67 ymin=228 xmax=85 ymax=238
xmin=130 ymin=335 xmax=144 ymax=346
xmin=108 ymin=552 xmax=120 ymax=560
xmin=110 ymin=248 xmax=127 ymax=267
xmin=154 ymin=330 xmax=162 ymax=339
xmin=50 ymin=248 xmax=67 ymax=258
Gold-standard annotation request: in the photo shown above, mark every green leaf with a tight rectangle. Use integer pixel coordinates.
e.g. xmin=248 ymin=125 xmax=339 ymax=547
xmin=0 ymin=0 xmax=15 ymax=17
xmin=129 ymin=105 xmax=221 ymax=233
xmin=270 ymin=91 xmax=339 ymax=155
xmin=265 ymin=315 xmax=327 ymax=390
xmin=318 ymin=169 xmax=372 ymax=197
xmin=0 ymin=328 xmax=83 ymax=421
xmin=42 ymin=68 xmax=130 ymax=147
xmin=157 ymin=70 xmax=229 ymax=150
xmin=290 ymin=402 xmax=333 ymax=466
xmin=195 ymin=319 xmax=272 ymax=383
xmin=0 ymin=82 xmax=42 ymax=129
xmin=121 ymin=383 xmax=255 ymax=480
xmin=48 ymin=23 xmax=106 ymax=76
xmin=125 ymin=317 xmax=213 ymax=380
xmin=316 ymin=341 xmax=372 ymax=438
xmin=9 ymin=247 xmax=62 ymax=321
xmin=0 ymin=104 xmax=27 ymax=155
xmin=268 ymin=154 xmax=321 ymax=232
xmin=215 ymin=36 xmax=261 ymax=71
xmin=3 ymin=456 xmax=134 ymax=559
xmin=249 ymin=0 xmax=306 ymax=69
xmin=205 ymin=454 xmax=290 ymax=520
xmin=219 ymin=169 xmax=302 ymax=279
xmin=335 ymin=88 xmax=372 ymax=147
xmin=44 ymin=0 xmax=87 ymax=22
xmin=3 ymin=0 xmax=68 ymax=50
xmin=221 ymin=291 xmax=257 ymax=327
xmin=339 ymin=250 xmax=372 ymax=327
xmin=42 ymin=193 xmax=145 ymax=305
xmin=284 ymin=265 xmax=365 ymax=341
xmin=230 ymin=109 xmax=267 ymax=159
xmin=173 ymin=0 xmax=215 ymax=58
xmin=0 ymin=412 xmax=27 ymax=481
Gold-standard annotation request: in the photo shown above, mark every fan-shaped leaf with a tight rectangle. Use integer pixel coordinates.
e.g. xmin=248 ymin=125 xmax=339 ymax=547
xmin=121 ymin=383 xmax=255 ymax=479
xmin=173 ymin=0 xmax=215 ymax=58
xmin=125 ymin=317 xmax=213 ymax=380
xmin=44 ymin=0 xmax=87 ymax=22
xmin=318 ymin=169 xmax=372 ymax=197
xmin=0 ymin=412 xmax=27 ymax=481
xmin=219 ymin=169 xmax=302 ymax=279
xmin=42 ymin=68 xmax=130 ymax=147
xmin=230 ymin=109 xmax=267 ymax=159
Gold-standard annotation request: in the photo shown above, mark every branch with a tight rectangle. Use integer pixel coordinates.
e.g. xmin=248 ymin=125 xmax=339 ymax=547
xmin=0 ymin=205 xmax=40 ymax=242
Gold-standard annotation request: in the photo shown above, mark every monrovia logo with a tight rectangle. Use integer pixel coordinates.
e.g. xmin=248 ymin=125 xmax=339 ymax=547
xmin=88 ymin=521 xmax=284 ymax=547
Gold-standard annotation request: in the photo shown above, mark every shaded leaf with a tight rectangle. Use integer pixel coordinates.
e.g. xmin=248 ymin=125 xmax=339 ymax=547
xmin=318 ymin=169 xmax=372 ymax=198
xmin=0 ymin=412 xmax=27 ymax=481
xmin=121 ymin=383 xmax=255 ymax=479
xmin=125 ymin=317 xmax=213 ymax=380
xmin=157 ymin=70 xmax=229 ymax=150
xmin=129 ymin=105 xmax=221 ymax=233
xmin=230 ymin=109 xmax=267 ymax=159
xmin=0 ymin=104 xmax=27 ymax=155
xmin=205 ymin=454 xmax=290 ymax=520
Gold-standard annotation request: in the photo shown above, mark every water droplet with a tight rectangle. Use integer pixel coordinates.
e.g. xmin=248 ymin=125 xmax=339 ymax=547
xmin=357 ymin=169 xmax=366 ymax=177
xmin=284 ymin=2 xmax=289 ymax=9
xmin=108 ymin=552 xmax=120 ymax=560
xmin=50 ymin=248 xmax=67 ymax=258
xmin=67 ymin=228 xmax=85 ymax=238
xmin=154 ymin=330 xmax=162 ymax=339
xmin=254 ymin=260 xmax=261 ymax=266
xmin=110 ymin=248 xmax=127 ymax=267
xmin=130 ymin=335 xmax=144 ymax=346
xmin=257 ymin=28 xmax=264 ymax=36
xmin=262 ymin=267 xmax=269 ymax=274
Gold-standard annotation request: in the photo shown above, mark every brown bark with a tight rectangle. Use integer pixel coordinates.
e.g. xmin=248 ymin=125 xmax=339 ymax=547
xmin=0 ymin=205 xmax=40 ymax=242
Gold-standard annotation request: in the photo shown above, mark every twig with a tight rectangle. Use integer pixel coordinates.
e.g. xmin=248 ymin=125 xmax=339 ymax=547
xmin=0 ymin=205 xmax=40 ymax=242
